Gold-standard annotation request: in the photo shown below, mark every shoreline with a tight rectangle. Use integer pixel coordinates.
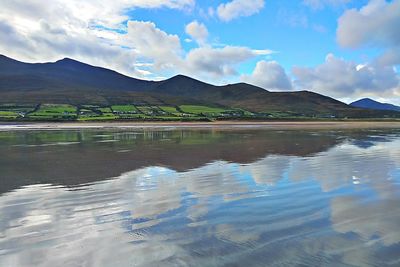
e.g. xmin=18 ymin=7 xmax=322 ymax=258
xmin=1 ymin=121 xmax=400 ymax=131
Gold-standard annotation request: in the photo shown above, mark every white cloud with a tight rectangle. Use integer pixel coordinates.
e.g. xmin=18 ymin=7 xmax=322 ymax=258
xmin=0 ymin=0 xmax=193 ymax=78
xmin=185 ymin=21 xmax=209 ymax=46
xmin=0 ymin=0 xmax=275 ymax=83
xmin=296 ymin=0 xmax=400 ymax=103
xmin=0 ymin=0 xmax=194 ymax=30
xmin=217 ymin=0 xmax=265 ymax=22
xmin=337 ymin=0 xmax=400 ymax=66
xmin=241 ymin=60 xmax=293 ymax=91
xmin=121 ymin=22 xmax=267 ymax=80
xmin=251 ymin=49 xmax=276 ymax=56
xmin=377 ymin=48 xmax=400 ymax=67
xmin=292 ymin=53 xmax=400 ymax=100
xmin=184 ymin=46 xmax=256 ymax=78
xmin=122 ymin=21 xmax=183 ymax=70
xmin=0 ymin=17 xmax=141 ymax=77
xmin=121 ymin=21 xmax=268 ymax=79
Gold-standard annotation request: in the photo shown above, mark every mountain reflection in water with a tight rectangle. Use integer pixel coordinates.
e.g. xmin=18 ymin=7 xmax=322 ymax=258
xmin=0 ymin=128 xmax=400 ymax=267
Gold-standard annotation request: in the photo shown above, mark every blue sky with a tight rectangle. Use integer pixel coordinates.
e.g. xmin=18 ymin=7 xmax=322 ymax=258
xmin=130 ymin=0 xmax=375 ymax=70
xmin=0 ymin=0 xmax=399 ymax=104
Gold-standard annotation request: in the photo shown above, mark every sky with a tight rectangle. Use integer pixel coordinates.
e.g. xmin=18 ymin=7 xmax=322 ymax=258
xmin=0 ymin=0 xmax=399 ymax=104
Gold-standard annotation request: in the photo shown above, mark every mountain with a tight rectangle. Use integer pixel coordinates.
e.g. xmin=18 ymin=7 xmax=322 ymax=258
xmin=0 ymin=55 xmax=191 ymax=106
xmin=0 ymin=55 xmax=398 ymax=118
xmin=0 ymin=55 xmax=151 ymax=92
xmin=350 ymin=98 xmax=400 ymax=112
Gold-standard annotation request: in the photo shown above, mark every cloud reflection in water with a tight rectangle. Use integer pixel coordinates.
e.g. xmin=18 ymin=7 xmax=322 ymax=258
xmin=0 ymin=129 xmax=400 ymax=266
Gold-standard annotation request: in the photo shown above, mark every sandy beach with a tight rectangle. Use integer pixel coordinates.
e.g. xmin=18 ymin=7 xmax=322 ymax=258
xmin=1 ymin=120 xmax=400 ymax=131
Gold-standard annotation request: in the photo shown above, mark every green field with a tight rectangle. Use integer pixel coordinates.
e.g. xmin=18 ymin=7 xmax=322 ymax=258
xmin=29 ymin=104 xmax=77 ymax=119
xmin=0 ymin=102 xmax=359 ymax=121
xmin=33 ymin=104 xmax=75 ymax=114
xmin=160 ymin=106 xmax=178 ymax=113
xmin=179 ymin=105 xmax=226 ymax=115
xmin=78 ymin=108 xmax=99 ymax=118
xmin=0 ymin=111 xmax=19 ymax=118
xmin=98 ymin=107 xmax=113 ymax=113
xmin=111 ymin=105 xmax=138 ymax=113
xmin=78 ymin=115 xmax=118 ymax=121
xmin=159 ymin=106 xmax=189 ymax=116
xmin=136 ymin=106 xmax=167 ymax=116
xmin=178 ymin=105 xmax=252 ymax=117
xmin=118 ymin=114 xmax=146 ymax=118
xmin=0 ymin=104 xmax=36 ymax=119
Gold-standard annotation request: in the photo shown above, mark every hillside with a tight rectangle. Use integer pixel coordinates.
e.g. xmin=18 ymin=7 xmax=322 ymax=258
xmin=350 ymin=98 xmax=400 ymax=112
xmin=0 ymin=55 xmax=398 ymax=120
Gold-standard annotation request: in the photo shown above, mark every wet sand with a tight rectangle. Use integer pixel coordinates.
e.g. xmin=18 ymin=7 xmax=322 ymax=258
xmin=1 ymin=120 xmax=400 ymax=130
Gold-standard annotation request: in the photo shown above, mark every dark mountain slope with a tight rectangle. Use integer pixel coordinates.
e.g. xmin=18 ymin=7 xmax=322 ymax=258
xmin=151 ymin=75 xmax=351 ymax=114
xmin=350 ymin=98 xmax=400 ymax=112
xmin=0 ymin=55 xmax=150 ymax=92
xmin=0 ymin=55 xmax=398 ymax=118
xmin=215 ymin=90 xmax=350 ymax=114
xmin=153 ymin=75 xmax=269 ymax=104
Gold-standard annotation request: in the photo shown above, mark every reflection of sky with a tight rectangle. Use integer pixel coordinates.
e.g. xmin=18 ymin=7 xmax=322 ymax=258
xmin=0 ymin=133 xmax=400 ymax=266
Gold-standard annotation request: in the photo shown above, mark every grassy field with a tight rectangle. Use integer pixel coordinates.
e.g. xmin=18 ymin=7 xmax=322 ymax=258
xmin=115 ymin=114 xmax=150 ymax=120
xmin=178 ymin=105 xmax=253 ymax=117
xmin=78 ymin=115 xmax=118 ymax=121
xmin=111 ymin=105 xmax=139 ymax=113
xmin=0 ymin=103 xmax=296 ymax=121
xmin=98 ymin=107 xmax=113 ymax=113
xmin=159 ymin=106 xmax=183 ymax=116
xmin=29 ymin=104 xmax=77 ymax=120
xmin=0 ymin=104 xmax=37 ymax=119
xmin=0 ymin=111 xmax=19 ymax=118
xmin=136 ymin=105 xmax=167 ymax=116
xmin=2 ymin=102 xmax=395 ymax=121
xmin=179 ymin=105 xmax=227 ymax=115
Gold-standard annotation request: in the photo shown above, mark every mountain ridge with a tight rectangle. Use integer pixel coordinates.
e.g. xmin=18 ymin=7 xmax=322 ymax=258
xmin=350 ymin=98 xmax=400 ymax=112
xmin=0 ymin=54 xmax=399 ymax=118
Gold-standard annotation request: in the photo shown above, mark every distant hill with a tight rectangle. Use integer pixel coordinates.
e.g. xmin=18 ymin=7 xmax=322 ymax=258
xmin=350 ymin=98 xmax=400 ymax=112
xmin=0 ymin=55 xmax=398 ymax=118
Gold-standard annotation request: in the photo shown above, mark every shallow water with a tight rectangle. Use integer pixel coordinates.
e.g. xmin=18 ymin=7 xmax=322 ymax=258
xmin=1 ymin=128 xmax=400 ymax=266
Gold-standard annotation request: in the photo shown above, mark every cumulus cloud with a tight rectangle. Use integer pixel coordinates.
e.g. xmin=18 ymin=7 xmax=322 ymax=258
xmin=376 ymin=48 xmax=400 ymax=67
xmin=0 ymin=0 xmax=194 ymax=32
xmin=337 ymin=0 xmax=400 ymax=66
xmin=217 ymin=0 xmax=265 ymax=22
xmin=0 ymin=18 xmax=141 ymax=77
xmin=292 ymin=53 xmax=400 ymax=100
xmin=299 ymin=0 xmax=400 ymax=103
xmin=337 ymin=0 xmax=400 ymax=48
xmin=0 ymin=0 xmax=194 ymax=78
xmin=241 ymin=60 xmax=293 ymax=91
xmin=184 ymin=47 xmax=272 ymax=79
xmin=122 ymin=21 xmax=183 ymax=70
xmin=0 ymin=0 xmax=275 ymax=83
xmin=185 ymin=21 xmax=209 ymax=46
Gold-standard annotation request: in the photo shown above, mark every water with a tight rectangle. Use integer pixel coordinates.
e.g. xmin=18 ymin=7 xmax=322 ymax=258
xmin=1 ymin=128 xmax=400 ymax=266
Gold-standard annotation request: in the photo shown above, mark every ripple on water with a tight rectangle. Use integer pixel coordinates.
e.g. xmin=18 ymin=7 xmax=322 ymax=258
xmin=0 ymin=129 xmax=400 ymax=266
